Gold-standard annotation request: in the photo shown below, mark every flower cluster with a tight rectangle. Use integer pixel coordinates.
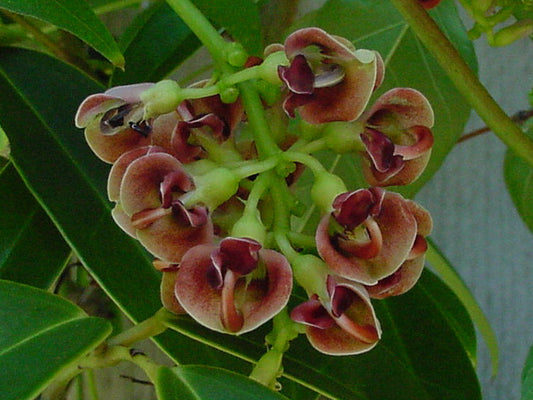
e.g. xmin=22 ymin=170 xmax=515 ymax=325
xmin=75 ymin=27 xmax=433 ymax=355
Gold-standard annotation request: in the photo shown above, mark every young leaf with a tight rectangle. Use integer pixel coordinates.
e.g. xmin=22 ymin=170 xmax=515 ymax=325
xmin=504 ymin=124 xmax=533 ymax=234
xmin=0 ymin=163 xmax=70 ymax=289
xmin=291 ymin=0 xmax=476 ymax=198
xmin=0 ymin=0 xmax=124 ymax=68
xmin=155 ymin=365 xmax=289 ymax=400
xmin=523 ymin=344 xmax=533 ymax=400
xmin=0 ymin=279 xmax=112 ymax=400
xmin=426 ymin=238 xmax=499 ymax=375
xmin=164 ymin=270 xmax=481 ymax=400
xmin=191 ymin=0 xmax=263 ymax=55
xmin=111 ymin=2 xmax=201 ymax=85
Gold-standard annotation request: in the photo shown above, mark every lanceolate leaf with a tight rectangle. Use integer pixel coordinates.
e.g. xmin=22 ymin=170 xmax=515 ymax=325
xmin=0 ymin=163 xmax=70 ymax=289
xmin=504 ymin=124 xmax=533 ymax=234
xmin=155 ymin=365 xmax=289 ymax=400
xmin=0 ymin=0 xmax=124 ymax=67
xmin=0 ymin=279 xmax=112 ymax=400
xmin=164 ymin=270 xmax=480 ymax=400
xmin=111 ymin=2 xmax=201 ymax=85
xmin=291 ymin=0 xmax=476 ymax=198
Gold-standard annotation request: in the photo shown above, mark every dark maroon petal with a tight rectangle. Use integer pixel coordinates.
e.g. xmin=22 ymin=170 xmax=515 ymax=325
xmin=332 ymin=189 xmax=376 ymax=230
xmin=160 ymin=170 xmax=194 ymax=208
xmin=329 ymin=283 xmax=356 ymax=318
xmin=211 ymin=237 xmax=262 ymax=276
xmin=171 ymin=202 xmax=209 ymax=228
xmin=361 ymin=128 xmax=404 ymax=174
xmin=290 ymin=296 xmax=336 ymax=329
xmin=278 ymin=54 xmax=315 ymax=94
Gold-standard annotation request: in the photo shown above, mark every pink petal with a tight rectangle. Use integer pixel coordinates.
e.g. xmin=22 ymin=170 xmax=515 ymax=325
xmin=176 ymin=245 xmax=292 ymax=334
xmin=290 ymin=295 xmax=335 ymax=329
xmin=366 ymin=256 xmax=425 ymax=299
xmin=278 ymin=54 xmax=315 ymax=94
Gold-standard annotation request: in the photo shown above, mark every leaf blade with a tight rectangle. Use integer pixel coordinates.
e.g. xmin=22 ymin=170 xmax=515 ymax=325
xmin=0 ymin=0 xmax=124 ymax=67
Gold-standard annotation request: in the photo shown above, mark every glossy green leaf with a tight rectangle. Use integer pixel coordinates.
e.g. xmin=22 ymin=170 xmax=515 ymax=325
xmin=192 ymin=0 xmax=263 ymax=55
xmin=504 ymin=124 xmax=533 ymax=234
xmin=0 ymin=163 xmax=70 ymax=289
xmin=111 ymin=2 xmax=201 ymax=85
xmin=0 ymin=279 xmax=112 ymax=400
xmin=0 ymin=46 xmax=253 ymax=372
xmin=155 ymin=365 xmax=288 ymax=400
xmin=164 ymin=270 xmax=480 ymax=400
xmin=291 ymin=0 xmax=476 ymax=198
xmin=0 ymin=125 xmax=8 ymax=158
xmin=523 ymin=344 xmax=533 ymax=400
xmin=0 ymin=0 xmax=124 ymax=67
xmin=426 ymin=238 xmax=498 ymax=375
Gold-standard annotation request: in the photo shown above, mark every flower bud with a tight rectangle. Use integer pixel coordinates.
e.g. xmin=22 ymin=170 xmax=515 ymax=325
xmin=226 ymin=42 xmax=248 ymax=67
xmin=291 ymin=254 xmax=330 ymax=300
xmin=491 ymin=20 xmax=533 ymax=47
xmin=186 ymin=167 xmax=240 ymax=210
xmin=323 ymin=121 xmax=365 ymax=153
xmin=311 ymin=171 xmax=347 ymax=214
xmin=258 ymin=51 xmax=290 ymax=85
xmin=140 ymin=80 xmax=181 ymax=119
xmin=231 ymin=212 xmax=267 ymax=245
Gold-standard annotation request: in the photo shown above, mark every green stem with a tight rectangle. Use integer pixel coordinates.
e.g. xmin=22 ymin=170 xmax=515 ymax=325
xmin=165 ymin=0 xmax=230 ymax=68
xmin=93 ymin=0 xmax=145 ymax=15
xmin=238 ymin=81 xmax=281 ymax=158
xmin=107 ymin=309 xmax=168 ymax=347
xmin=389 ymin=0 xmax=533 ymax=167
xmin=283 ymin=151 xmax=327 ymax=176
xmin=232 ymin=156 xmax=279 ymax=180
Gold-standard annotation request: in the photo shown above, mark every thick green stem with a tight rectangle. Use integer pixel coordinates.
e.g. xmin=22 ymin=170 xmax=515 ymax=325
xmin=165 ymin=0 xmax=229 ymax=68
xmin=107 ymin=309 xmax=168 ymax=347
xmin=390 ymin=0 xmax=533 ymax=167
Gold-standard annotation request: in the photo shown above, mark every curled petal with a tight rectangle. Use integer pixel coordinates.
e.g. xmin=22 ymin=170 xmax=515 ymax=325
xmin=278 ymin=54 xmax=315 ymax=94
xmin=160 ymin=268 xmax=186 ymax=314
xmin=298 ymin=279 xmax=381 ymax=355
xmin=176 ymin=245 xmax=292 ymax=334
xmin=332 ymin=188 xmax=384 ymax=230
xmin=366 ymin=256 xmax=425 ymax=299
xmin=290 ymin=295 xmax=335 ymax=329
xmin=284 ymin=27 xmax=358 ymax=61
xmin=211 ymin=237 xmax=262 ymax=276
xmin=317 ymin=191 xmax=418 ymax=284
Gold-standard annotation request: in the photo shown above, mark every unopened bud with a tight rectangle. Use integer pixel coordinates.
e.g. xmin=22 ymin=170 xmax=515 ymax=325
xmin=140 ymin=80 xmax=181 ymax=119
xmin=311 ymin=171 xmax=347 ymax=214
xmin=491 ymin=20 xmax=533 ymax=47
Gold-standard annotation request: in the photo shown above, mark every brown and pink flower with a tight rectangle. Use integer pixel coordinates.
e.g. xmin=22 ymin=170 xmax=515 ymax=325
xmin=359 ymin=88 xmax=434 ymax=186
xmin=316 ymin=188 xmax=432 ymax=294
xmin=278 ymin=27 xmax=382 ymax=124
xmin=291 ymin=275 xmax=381 ymax=355
xmin=175 ymin=237 xmax=293 ymax=334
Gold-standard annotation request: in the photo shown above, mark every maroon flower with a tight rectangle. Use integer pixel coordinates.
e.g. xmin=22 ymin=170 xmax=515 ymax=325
xmin=175 ymin=238 xmax=293 ymax=334
xmin=278 ymin=27 xmax=382 ymax=124
xmin=359 ymin=88 xmax=434 ymax=186
xmin=291 ymin=275 xmax=381 ymax=355
xmin=316 ymin=188 xmax=431 ymax=287
xmin=75 ymin=83 xmax=180 ymax=163
xmin=118 ymin=151 xmax=214 ymax=263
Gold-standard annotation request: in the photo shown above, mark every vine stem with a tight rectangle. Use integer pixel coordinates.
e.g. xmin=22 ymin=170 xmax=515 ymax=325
xmin=389 ymin=0 xmax=533 ymax=167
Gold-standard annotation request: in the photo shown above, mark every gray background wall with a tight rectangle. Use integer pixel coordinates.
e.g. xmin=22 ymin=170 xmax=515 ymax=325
xmin=417 ymin=34 xmax=533 ymax=400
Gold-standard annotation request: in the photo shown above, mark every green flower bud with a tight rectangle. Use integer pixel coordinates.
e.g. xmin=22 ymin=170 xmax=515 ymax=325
xmin=140 ymin=80 xmax=181 ymax=119
xmin=491 ymin=20 xmax=533 ymax=47
xmin=219 ymin=86 xmax=240 ymax=104
xmin=291 ymin=254 xmax=329 ymax=300
xmin=323 ymin=121 xmax=365 ymax=153
xmin=231 ymin=212 xmax=267 ymax=245
xmin=185 ymin=167 xmax=240 ymax=210
xmin=311 ymin=171 xmax=347 ymax=214
xmin=258 ymin=51 xmax=289 ymax=85
xmin=226 ymin=42 xmax=248 ymax=67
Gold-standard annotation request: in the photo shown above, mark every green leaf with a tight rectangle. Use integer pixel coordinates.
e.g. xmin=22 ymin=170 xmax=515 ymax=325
xmin=0 ymin=163 xmax=70 ymax=289
xmin=111 ymin=2 xmax=201 ymax=85
xmin=426 ymin=238 xmax=499 ymax=375
xmin=0 ymin=0 xmax=124 ymax=67
xmin=192 ymin=0 xmax=263 ymax=55
xmin=504 ymin=124 xmax=533 ymax=234
xmin=0 ymin=46 xmax=253 ymax=372
xmin=155 ymin=365 xmax=288 ymax=400
xmin=164 ymin=270 xmax=480 ymax=400
xmin=258 ymin=0 xmax=299 ymax=44
xmin=0 ymin=279 xmax=112 ymax=400
xmin=523 ymin=344 xmax=533 ymax=400
xmin=291 ymin=0 xmax=476 ymax=198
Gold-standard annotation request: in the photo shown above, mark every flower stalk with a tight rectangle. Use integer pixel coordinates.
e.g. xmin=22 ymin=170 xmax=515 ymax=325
xmin=389 ymin=0 xmax=533 ymax=167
